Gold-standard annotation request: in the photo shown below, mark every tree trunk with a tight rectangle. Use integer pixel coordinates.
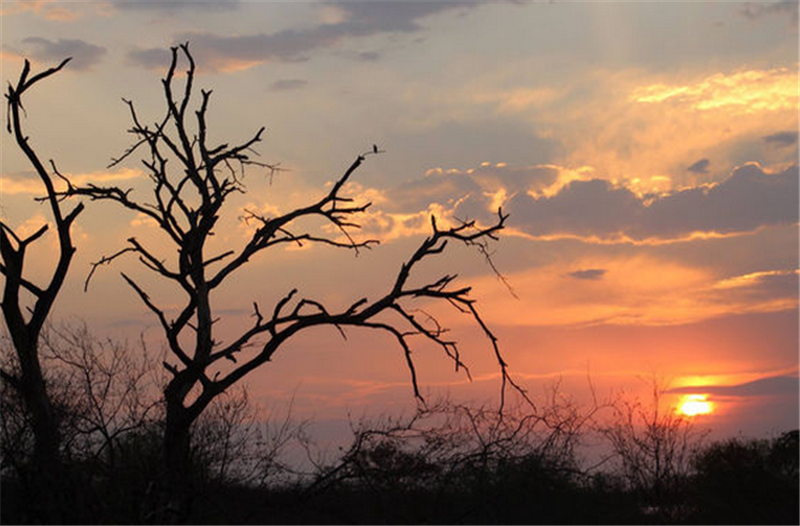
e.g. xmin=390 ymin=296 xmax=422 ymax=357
xmin=14 ymin=340 xmax=67 ymax=523
xmin=146 ymin=402 xmax=193 ymax=524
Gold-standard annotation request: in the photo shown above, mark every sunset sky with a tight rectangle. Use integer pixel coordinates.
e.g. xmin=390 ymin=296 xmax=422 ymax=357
xmin=1 ymin=1 xmax=798 ymax=442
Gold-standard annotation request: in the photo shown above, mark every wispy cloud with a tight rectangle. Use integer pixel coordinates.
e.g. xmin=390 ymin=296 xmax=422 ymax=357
xmin=553 ymin=67 xmax=799 ymax=184
xmin=471 ymin=255 xmax=797 ymax=328
xmin=1 ymin=168 xmax=142 ymax=195
xmin=631 ymin=67 xmax=798 ymax=113
xmin=0 ymin=0 xmax=82 ymax=21
xmin=668 ymin=375 xmax=799 ymax=397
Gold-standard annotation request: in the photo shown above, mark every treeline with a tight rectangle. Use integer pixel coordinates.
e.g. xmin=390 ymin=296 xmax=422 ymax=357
xmin=1 ymin=326 xmax=797 ymax=524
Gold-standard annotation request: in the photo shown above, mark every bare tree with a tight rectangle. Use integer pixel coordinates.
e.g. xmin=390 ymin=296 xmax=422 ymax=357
xmin=0 ymin=58 xmax=83 ymax=519
xmin=40 ymin=323 xmax=158 ymax=469
xmin=58 ymin=43 xmax=524 ymax=518
xmin=596 ymin=380 xmax=706 ymax=518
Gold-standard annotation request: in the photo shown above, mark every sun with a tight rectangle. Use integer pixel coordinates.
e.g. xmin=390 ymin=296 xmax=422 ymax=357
xmin=678 ymin=394 xmax=714 ymax=417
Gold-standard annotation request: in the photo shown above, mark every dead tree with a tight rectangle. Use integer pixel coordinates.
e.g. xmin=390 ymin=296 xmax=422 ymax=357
xmin=0 ymin=58 xmax=83 ymax=519
xmin=60 ymin=43 xmax=525 ymax=517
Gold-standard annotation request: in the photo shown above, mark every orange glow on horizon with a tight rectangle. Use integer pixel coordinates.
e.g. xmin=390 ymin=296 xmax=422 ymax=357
xmin=678 ymin=394 xmax=714 ymax=417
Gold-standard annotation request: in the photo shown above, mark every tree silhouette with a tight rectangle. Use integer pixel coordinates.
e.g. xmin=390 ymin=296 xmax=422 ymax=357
xmin=57 ymin=43 xmax=524 ymax=518
xmin=0 ymin=58 xmax=83 ymax=521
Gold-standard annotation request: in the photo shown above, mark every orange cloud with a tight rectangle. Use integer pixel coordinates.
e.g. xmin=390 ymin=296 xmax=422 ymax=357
xmin=0 ymin=0 xmax=81 ymax=21
xmin=1 ymin=168 xmax=142 ymax=195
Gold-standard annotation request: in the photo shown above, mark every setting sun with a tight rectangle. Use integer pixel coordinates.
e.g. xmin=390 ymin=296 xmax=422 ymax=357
xmin=678 ymin=394 xmax=714 ymax=417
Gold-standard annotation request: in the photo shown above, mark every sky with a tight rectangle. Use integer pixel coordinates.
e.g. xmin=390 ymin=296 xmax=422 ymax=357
xmin=1 ymin=0 xmax=798 ymax=444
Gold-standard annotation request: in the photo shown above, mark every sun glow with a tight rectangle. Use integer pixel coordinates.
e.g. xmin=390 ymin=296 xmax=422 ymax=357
xmin=678 ymin=394 xmax=714 ymax=417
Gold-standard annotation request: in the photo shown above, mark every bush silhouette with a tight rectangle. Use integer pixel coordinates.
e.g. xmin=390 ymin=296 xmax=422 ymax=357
xmin=689 ymin=430 xmax=799 ymax=524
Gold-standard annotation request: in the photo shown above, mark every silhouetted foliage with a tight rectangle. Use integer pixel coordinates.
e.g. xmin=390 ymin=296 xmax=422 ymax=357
xmin=688 ymin=430 xmax=799 ymax=524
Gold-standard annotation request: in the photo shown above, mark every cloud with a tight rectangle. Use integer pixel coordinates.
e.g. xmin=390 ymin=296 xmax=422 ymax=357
xmin=711 ymin=269 xmax=799 ymax=304
xmin=20 ymin=37 xmax=106 ymax=71
xmin=687 ymin=158 xmax=710 ymax=174
xmin=330 ymin=1 xmax=481 ymax=33
xmin=110 ymin=0 xmax=240 ymax=12
xmin=764 ymin=130 xmax=799 ymax=148
xmin=631 ymin=67 xmax=798 ymax=114
xmin=507 ymin=163 xmax=799 ymax=242
xmin=269 ymin=79 xmax=308 ymax=92
xmin=470 ymin=253 xmax=797 ymax=328
xmin=566 ymin=269 xmax=607 ymax=281
xmin=0 ymin=168 xmax=142 ymax=195
xmin=126 ymin=47 xmax=171 ymax=71
xmin=356 ymin=51 xmax=381 ymax=62
xmin=740 ymin=1 xmax=799 ymax=26
xmin=352 ymin=160 xmax=797 ymax=246
xmin=554 ymin=66 xmax=799 ymax=186
xmin=668 ymin=375 xmax=799 ymax=397
xmin=126 ymin=1 xmax=492 ymax=73
xmin=0 ymin=1 xmax=82 ymax=21
xmin=347 ymin=162 xmax=566 ymax=242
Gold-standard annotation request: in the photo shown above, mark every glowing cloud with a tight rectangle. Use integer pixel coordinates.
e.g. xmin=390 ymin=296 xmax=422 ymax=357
xmin=631 ymin=68 xmax=799 ymax=114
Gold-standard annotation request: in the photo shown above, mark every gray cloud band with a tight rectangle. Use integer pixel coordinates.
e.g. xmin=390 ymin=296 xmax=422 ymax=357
xmin=126 ymin=1 xmax=496 ymax=71
xmin=20 ymin=37 xmax=107 ymax=71
xmin=505 ymin=163 xmax=799 ymax=241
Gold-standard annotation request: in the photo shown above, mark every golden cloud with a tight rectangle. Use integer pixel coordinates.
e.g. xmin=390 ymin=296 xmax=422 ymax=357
xmin=543 ymin=66 xmax=800 ymax=190
xmin=632 ymin=68 xmax=799 ymax=113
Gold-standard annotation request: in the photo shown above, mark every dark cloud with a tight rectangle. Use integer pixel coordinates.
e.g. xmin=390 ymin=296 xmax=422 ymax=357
xmin=687 ymin=158 xmax=710 ymax=174
xmin=386 ymin=171 xmax=482 ymax=214
xmin=269 ymin=79 xmax=308 ymax=91
xmin=113 ymin=1 xmax=240 ymax=12
xmin=126 ymin=1 xmax=493 ymax=72
xmin=21 ymin=37 xmax=106 ymax=71
xmin=740 ymin=1 xmax=799 ymax=25
xmin=507 ymin=163 xmax=799 ymax=241
xmin=381 ymin=163 xmax=559 ymax=216
xmin=668 ymin=376 xmax=799 ymax=398
xmin=330 ymin=1 xmax=480 ymax=34
xmin=763 ymin=131 xmax=799 ymax=148
xmin=508 ymin=178 xmax=643 ymax=238
xmin=566 ymin=269 xmax=607 ymax=281
xmin=356 ymin=51 xmax=381 ymax=62
xmin=713 ymin=270 xmax=799 ymax=304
